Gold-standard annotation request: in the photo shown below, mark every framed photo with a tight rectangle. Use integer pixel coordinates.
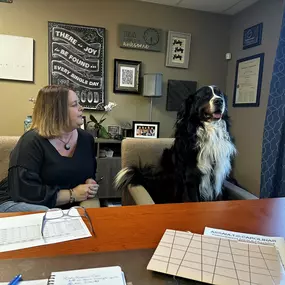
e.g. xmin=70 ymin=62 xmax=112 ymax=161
xmin=108 ymin=125 xmax=121 ymax=138
xmin=113 ymin=59 xmax=142 ymax=94
xmin=80 ymin=116 xmax=87 ymax=130
xmin=165 ymin=31 xmax=191 ymax=69
xmin=243 ymin=23 xmax=263 ymax=50
xmin=133 ymin=121 xmax=160 ymax=139
xmin=233 ymin=53 xmax=264 ymax=107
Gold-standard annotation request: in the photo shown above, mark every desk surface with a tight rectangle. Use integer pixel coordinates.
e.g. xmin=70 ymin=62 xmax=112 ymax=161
xmin=0 ymin=198 xmax=284 ymax=260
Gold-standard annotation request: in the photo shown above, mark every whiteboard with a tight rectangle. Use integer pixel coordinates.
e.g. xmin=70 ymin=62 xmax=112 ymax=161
xmin=0 ymin=34 xmax=34 ymax=82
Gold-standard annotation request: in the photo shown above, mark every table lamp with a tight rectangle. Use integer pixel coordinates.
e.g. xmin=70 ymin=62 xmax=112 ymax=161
xmin=143 ymin=73 xmax=163 ymax=122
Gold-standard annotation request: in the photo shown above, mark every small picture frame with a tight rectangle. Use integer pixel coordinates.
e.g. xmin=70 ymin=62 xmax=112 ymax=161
xmin=108 ymin=125 xmax=121 ymax=138
xmin=133 ymin=121 xmax=160 ymax=139
xmin=243 ymin=23 xmax=263 ymax=50
xmin=113 ymin=59 xmax=142 ymax=94
xmin=165 ymin=31 xmax=191 ymax=69
xmin=80 ymin=116 xmax=87 ymax=130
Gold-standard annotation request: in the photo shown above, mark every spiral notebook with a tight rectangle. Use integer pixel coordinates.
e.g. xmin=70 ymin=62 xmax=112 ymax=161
xmin=48 ymin=266 xmax=126 ymax=285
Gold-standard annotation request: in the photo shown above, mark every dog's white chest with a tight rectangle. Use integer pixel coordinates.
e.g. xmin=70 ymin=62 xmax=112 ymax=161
xmin=196 ymin=120 xmax=236 ymax=200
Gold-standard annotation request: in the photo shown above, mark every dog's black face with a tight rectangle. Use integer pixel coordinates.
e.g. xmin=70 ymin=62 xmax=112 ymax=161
xmin=196 ymin=86 xmax=226 ymax=122
xmin=178 ymin=86 xmax=227 ymax=123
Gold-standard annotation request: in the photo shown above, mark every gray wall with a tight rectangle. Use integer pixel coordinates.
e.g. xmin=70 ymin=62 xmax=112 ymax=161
xmin=226 ymin=0 xmax=284 ymax=196
xmin=0 ymin=0 xmax=230 ymax=138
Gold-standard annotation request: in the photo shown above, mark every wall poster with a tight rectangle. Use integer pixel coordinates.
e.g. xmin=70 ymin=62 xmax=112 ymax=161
xmin=48 ymin=22 xmax=105 ymax=110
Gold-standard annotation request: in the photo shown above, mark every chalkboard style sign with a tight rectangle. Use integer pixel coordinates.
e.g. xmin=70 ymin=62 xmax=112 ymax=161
xmin=48 ymin=22 xmax=105 ymax=110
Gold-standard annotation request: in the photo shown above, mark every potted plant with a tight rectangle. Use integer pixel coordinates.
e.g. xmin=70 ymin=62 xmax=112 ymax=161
xmin=86 ymin=102 xmax=117 ymax=138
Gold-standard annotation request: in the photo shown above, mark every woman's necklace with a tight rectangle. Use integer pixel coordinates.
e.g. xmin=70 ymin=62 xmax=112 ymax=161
xmin=57 ymin=132 xmax=73 ymax=150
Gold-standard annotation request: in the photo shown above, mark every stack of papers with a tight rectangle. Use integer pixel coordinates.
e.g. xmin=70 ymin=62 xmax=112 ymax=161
xmin=0 ymin=211 xmax=91 ymax=252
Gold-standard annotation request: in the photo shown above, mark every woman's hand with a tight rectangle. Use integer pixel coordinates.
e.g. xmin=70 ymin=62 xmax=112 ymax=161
xmin=85 ymin=178 xmax=97 ymax=184
xmin=85 ymin=178 xmax=99 ymax=199
xmin=72 ymin=184 xmax=95 ymax=202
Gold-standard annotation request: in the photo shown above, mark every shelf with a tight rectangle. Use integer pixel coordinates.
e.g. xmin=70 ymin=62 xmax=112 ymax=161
xmin=98 ymin=157 xmax=121 ymax=160
xmin=95 ymin=138 xmax=122 ymax=144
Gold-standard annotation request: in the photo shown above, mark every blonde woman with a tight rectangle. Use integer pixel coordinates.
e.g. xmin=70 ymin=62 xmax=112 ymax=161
xmin=0 ymin=85 xmax=99 ymax=212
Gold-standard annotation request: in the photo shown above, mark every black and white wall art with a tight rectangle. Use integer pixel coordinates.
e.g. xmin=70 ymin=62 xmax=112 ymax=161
xmin=48 ymin=22 xmax=105 ymax=110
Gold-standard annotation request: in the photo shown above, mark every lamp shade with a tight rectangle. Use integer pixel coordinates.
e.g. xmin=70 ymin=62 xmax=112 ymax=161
xmin=143 ymin=73 xmax=163 ymax=97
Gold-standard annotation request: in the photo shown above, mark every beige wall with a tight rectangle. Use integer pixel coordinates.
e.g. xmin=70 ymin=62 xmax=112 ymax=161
xmin=226 ymin=0 xmax=283 ymax=196
xmin=0 ymin=0 xmax=230 ymax=137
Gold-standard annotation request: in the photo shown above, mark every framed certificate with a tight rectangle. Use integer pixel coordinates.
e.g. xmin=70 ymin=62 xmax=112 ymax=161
xmin=233 ymin=53 xmax=264 ymax=107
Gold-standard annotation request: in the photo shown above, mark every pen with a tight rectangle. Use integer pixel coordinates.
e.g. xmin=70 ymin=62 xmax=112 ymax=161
xmin=8 ymin=274 xmax=22 ymax=285
xmin=97 ymin=176 xmax=104 ymax=184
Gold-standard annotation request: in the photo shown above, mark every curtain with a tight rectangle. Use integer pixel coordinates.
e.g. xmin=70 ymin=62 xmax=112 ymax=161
xmin=260 ymin=9 xmax=285 ymax=198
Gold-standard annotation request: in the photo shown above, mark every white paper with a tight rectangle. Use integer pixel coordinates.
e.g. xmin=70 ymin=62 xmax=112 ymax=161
xmin=0 ymin=279 xmax=48 ymax=285
xmin=0 ymin=34 xmax=34 ymax=81
xmin=235 ymin=57 xmax=260 ymax=104
xmin=204 ymin=227 xmax=285 ymax=267
xmin=51 ymin=266 xmax=125 ymax=285
xmin=0 ymin=211 xmax=91 ymax=252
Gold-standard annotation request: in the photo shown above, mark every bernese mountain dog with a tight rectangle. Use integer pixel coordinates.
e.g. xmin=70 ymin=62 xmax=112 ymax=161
xmin=115 ymin=85 xmax=237 ymax=203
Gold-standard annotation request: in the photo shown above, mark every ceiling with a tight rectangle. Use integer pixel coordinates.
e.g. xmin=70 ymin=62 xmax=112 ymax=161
xmin=136 ymin=0 xmax=260 ymax=15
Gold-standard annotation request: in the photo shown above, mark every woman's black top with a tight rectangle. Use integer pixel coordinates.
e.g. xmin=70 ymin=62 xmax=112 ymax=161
xmin=0 ymin=129 xmax=96 ymax=208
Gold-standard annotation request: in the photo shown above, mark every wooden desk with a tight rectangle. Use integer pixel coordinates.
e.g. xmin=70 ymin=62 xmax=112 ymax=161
xmin=0 ymin=198 xmax=284 ymax=260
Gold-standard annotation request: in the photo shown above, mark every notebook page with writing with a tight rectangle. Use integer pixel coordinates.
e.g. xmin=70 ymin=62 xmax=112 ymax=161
xmin=48 ymin=266 xmax=125 ymax=285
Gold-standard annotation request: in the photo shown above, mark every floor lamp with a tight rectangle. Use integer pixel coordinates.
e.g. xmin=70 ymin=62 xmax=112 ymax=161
xmin=143 ymin=73 xmax=163 ymax=122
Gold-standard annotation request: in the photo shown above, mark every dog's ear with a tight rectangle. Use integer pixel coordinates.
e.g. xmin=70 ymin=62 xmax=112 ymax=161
xmin=222 ymin=92 xmax=229 ymax=116
xmin=221 ymin=92 xmax=232 ymax=132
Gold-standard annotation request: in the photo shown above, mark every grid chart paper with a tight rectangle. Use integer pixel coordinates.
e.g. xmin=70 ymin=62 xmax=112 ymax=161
xmin=147 ymin=230 xmax=285 ymax=285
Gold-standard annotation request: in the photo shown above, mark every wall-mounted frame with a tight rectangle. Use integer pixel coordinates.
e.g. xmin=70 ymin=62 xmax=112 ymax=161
xmin=119 ymin=24 xmax=163 ymax=52
xmin=166 ymin=79 xmax=197 ymax=111
xmin=0 ymin=34 xmax=34 ymax=82
xmin=113 ymin=59 xmax=142 ymax=94
xmin=133 ymin=121 xmax=160 ymax=139
xmin=243 ymin=23 xmax=263 ymax=50
xmin=48 ymin=21 xmax=106 ymax=111
xmin=233 ymin=53 xmax=264 ymax=107
xmin=165 ymin=31 xmax=191 ymax=69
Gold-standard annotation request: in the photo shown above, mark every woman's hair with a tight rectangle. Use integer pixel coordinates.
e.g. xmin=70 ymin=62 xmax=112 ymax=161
xmin=30 ymin=85 xmax=71 ymax=138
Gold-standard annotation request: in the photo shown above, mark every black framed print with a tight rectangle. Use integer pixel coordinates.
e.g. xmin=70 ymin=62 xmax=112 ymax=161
xmin=243 ymin=23 xmax=263 ymax=50
xmin=233 ymin=53 xmax=264 ymax=107
xmin=133 ymin=121 xmax=160 ymax=139
xmin=48 ymin=21 xmax=106 ymax=110
xmin=113 ymin=59 xmax=142 ymax=94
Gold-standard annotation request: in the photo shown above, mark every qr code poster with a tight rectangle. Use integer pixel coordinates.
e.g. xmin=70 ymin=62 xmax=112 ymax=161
xmin=113 ymin=59 xmax=142 ymax=94
xmin=48 ymin=22 xmax=106 ymax=110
